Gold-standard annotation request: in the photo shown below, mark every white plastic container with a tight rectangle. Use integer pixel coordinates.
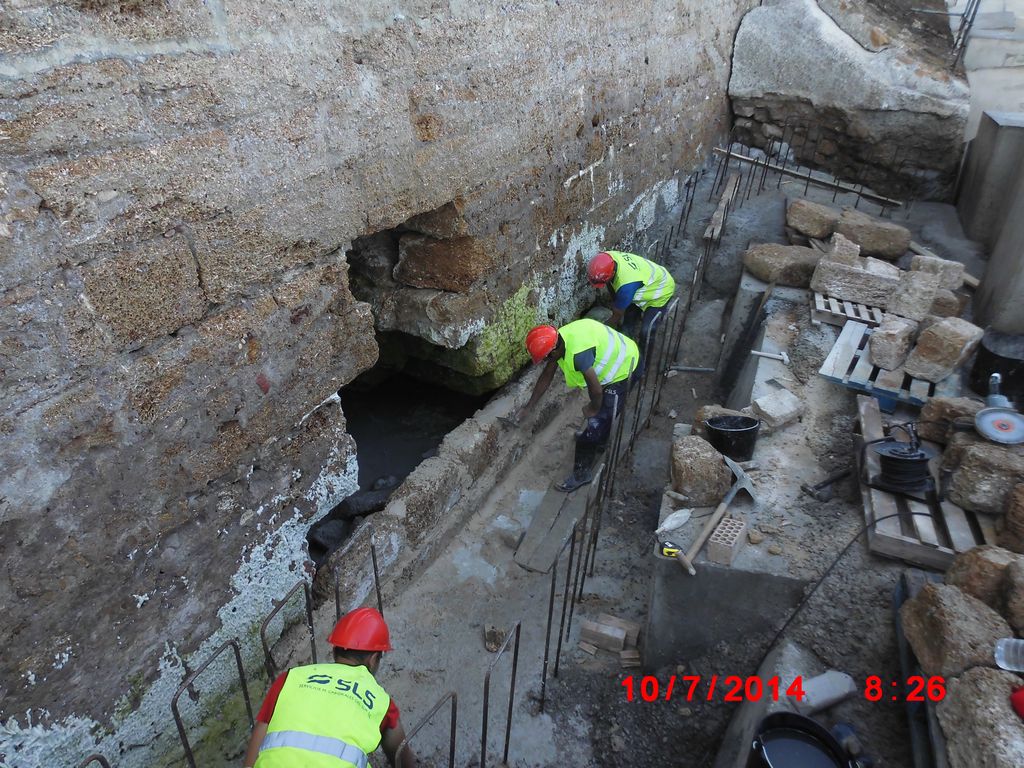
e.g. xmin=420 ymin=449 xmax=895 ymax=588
xmin=994 ymin=638 xmax=1024 ymax=671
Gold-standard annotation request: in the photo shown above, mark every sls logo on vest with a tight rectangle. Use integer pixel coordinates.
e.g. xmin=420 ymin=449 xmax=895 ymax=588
xmin=304 ymin=673 xmax=377 ymax=710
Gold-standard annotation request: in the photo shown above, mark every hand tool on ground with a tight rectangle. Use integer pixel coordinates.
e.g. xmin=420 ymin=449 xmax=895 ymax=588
xmin=676 ymin=455 xmax=757 ymax=575
xmin=800 ymin=467 xmax=852 ymax=502
xmin=750 ymin=349 xmax=790 ymax=365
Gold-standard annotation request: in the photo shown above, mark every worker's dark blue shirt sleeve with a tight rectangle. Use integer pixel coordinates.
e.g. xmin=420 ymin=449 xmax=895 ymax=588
xmin=612 ymin=281 xmax=643 ymax=310
xmin=573 ymin=347 xmax=596 ymax=373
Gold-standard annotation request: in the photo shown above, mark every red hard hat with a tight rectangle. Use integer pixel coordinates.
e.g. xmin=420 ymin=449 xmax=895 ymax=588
xmin=525 ymin=325 xmax=558 ymax=364
xmin=327 ymin=607 xmax=393 ymax=652
xmin=588 ymin=252 xmax=615 ymax=287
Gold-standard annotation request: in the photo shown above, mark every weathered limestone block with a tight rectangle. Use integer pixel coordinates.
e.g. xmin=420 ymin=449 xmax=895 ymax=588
xmin=742 ymin=243 xmax=822 ymax=287
xmin=348 ymin=232 xmax=398 ymax=285
xmin=998 ymin=484 xmax=1024 ymax=554
xmin=949 ymin=443 xmax=1024 ymax=514
xmin=751 ymin=388 xmax=804 ymax=428
xmin=1002 ymin=559 xmax=1024 ymax=634
xmin=828 ymin=231 xmax=862 ymax=264
xmin=917 ymin=396 xmax=984 ymax=443
xmin=81 ymin=234 xmax=207 ymax=350
xmin=903 ymin=317 xmax=984 ymax=383
xmin=911 ymin=253 xmax=965 ymax=291
xmin=929 ymin=288 xmax=962 ymax=318
xmin=945 ymin=545 xmax=1023 ymax=611
xmin=886 ymin=270 xmax=941 ymax=321
xmin=404 ymin=200 xmax=470 ymax=239
xmin=786 ymin=198 xmax=839 ymax=239
xmin=868 ymin=316 xmax=917 ymax=370
xmin=834 ymin=208 xmax=911 ymax=260
xmin=942 ymin=432 xmax=1024 ymax=471
xmin=938 ymin=667 xmax=1024 ymax=768
xmin=809 ymin=238 xmax=902 ymax=306
xmin=671 ymin=436 xmax=732 ymax=505
xmin=393 ymin=234 xmax=492 ymax=292
xmin=900 ymin=583 xmax=1011 ymax=677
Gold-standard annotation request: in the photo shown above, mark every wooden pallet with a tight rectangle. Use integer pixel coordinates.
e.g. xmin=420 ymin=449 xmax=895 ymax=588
xmin=811 ymin=291 xmax=885 ymax=328
xmin=819 ymin=321 xmax=960 ymax=412
xmin=856 ymin=395 xmax=997 ymax=571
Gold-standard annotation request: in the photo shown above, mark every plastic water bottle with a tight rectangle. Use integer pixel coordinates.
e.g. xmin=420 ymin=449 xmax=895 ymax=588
xmin=994 ymin=638 xmax=1024 ymax=671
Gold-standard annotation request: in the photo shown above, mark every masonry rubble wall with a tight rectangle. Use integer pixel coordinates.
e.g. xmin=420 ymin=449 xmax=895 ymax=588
xmin=0 ymin=0 xmax=756 ymax=763
xmin=729 ymin=0 xmax=969 ymax=200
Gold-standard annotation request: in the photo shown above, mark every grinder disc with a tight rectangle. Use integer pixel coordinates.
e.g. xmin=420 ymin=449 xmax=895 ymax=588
xmin=976 ymin=409 xmax=1024 ymax=444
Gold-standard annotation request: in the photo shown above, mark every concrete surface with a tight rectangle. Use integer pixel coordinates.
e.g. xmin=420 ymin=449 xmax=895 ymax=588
xmin=975 ymin=167 xmax=1024 ymax=332
xmin=957 ymin=111 xmax=1024 ymax=248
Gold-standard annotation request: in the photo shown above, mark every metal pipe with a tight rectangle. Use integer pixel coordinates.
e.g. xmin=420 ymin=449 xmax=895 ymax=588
xmin=395 ymin=691 xmax=457 ymax=768
xmin=171 ymin=640 xmax=254 ymax=768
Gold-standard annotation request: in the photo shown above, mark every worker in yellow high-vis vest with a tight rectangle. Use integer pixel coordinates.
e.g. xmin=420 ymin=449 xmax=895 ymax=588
xmin=515 ymin=318 xmax=639 ymax=491
xmin=244 ymin=607 xmax=416 ymax=768
xmin=587 ymin=250 xmax=675 ymax=369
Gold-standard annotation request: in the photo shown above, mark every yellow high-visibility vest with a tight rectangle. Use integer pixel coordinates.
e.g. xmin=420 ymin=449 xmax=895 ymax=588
xmin=606 ymin=251 xmax=675 ymax=310
xmin=556 ymin=318 xmax=638 ymax=389
xmin=255 ymin=663 xmax=390 ymax=768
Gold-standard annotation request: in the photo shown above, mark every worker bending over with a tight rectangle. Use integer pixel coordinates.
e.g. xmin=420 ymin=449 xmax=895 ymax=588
xmin=588 ymin=250 xmax=675 ymax=367
xmin=517 ymin=318 xmax=639 ymax=491
xmin=244 ymin=607 xmax=416 ymax=768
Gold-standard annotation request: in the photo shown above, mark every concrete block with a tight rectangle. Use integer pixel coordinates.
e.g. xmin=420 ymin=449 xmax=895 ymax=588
xmin=886 ymin=270 xmax=941 ymax=321
xmin=900 ymin=583 xmax=1011 ymax=677
xmin=997 ymin=484 xmax=1024 ymax=554
xmin=868 ymin=316 xmax=917 ymax=370
xmin=670 ymin=435 xmax=732 ymax=506
xmin=949 ymin=443 xmax=1024 ymax=514
xmin=911 ymin=253 xmax=965 ymax=291
xmin=945 ymin=545 xmax=1023 ymax=611
xmin=742 ymin=243 xmax=822 ymax=288
xmin=834 ymin=207 xmax=911 ymax=260
xmin=957 ymin=111 xmax=1024 ymax=250
xmin=788 ymin=670 xmax=857 ymax=716
xmin=938 ymin=667 xmax=1024 ymax=768
xmin=708 ymin=517 xmax=747 ymax=565
xmin=750 ymin=388 xmax=804 ymax=429
xmin=903 ymin=317 xmax=984 ymax=383
xmin=917 ymin=396 xmax=984 ymax=443
xmin=786 ymin=198 xmax=839 ymax=239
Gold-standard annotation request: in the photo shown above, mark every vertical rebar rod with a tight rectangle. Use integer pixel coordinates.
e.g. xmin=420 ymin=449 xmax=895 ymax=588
xmin=553 ymin=521 xmax=578 ymax=678
xmin=395 ymin=691 xmax=458 ymax=768
xmin=260 ymin=580 xmax=317 ymax=680
xmin=171 ymin=640 xmax=254 ymax=768
xmin=539 ymin=557 xmax=559 ymax=713
xmin=481 ymin=621 xmax=521 ymax=766
xmin=370 ymin=539 xmax=383 ymax=616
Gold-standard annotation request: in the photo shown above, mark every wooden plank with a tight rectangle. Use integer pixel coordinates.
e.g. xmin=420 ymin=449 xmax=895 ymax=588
xmin=875 ymin=367 xmax=907 ymax=393
xmin=814 ymin=292 xmax=826 ymax=312
xmin=849 ymin=351 xmax=876 ymax=386
xmin=857 ymin=397 xmax=904 ymax=541
xmin=871 ymin=306 xmax=885 ymax=324
xmin=597 ymin=613 xmax=641 ymax=648
xmin=907 ymin=498 xmax=941 ymax=548
xmin=828 ymin=296 xmax=842 ymax=315
xmin=856 ymin=304 xmax=872 ymax=323
xmin=909 ymin=378 xmax=930 ymax=402
xmin=809 ymin=238 xmax=828 ymax=253
xmin=963 ymin=273 xmax=980 ymax=289
xmin=517 ymin=490 xmax=587 ymax=573
xmin=842 ymin=300 xmax=856 ymax=319
xmin=703 ymin=174 xmax=740 ymax=241
xmin=580 ymin=619 xmax=626 ymax=651
xmin=821 ymin=321 xmax=866 ymax=379
xmin=942 ymin=502 xmax=979 ymax=553
xmin=514 ymin=491 xmax=569 ymax=571
xmin=975 ymin=513 xmax=999 ymax=545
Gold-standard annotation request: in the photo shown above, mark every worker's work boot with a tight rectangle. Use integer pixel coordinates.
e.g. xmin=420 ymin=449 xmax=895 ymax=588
xmin=555 ymin=443 xmax=597 ymax=492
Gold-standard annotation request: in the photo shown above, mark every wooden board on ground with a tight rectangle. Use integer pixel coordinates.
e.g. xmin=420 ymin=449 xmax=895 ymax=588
xmin=514 ymin=486 xmax=588 ymax=573
xmin=856 ymin=396 xmax=996 ymax=570
xmin=820 ymin=322 xmax=960 ymax=411
xmin=811 ymin=291 xmax=885 ymax=328
xmin=703 ymin=173 xmax=741 ymax=242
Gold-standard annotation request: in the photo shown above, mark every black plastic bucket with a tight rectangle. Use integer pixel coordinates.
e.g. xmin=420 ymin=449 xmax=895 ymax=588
xmin=747 ymin=712 xmax=852 ymax=768
xmin=704 ymin=415 xmax=761 ymax=462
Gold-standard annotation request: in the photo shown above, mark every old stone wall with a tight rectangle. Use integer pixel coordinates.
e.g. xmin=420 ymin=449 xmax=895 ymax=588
xmin=729 ymin=0 xmax=970 ymax=201
xmin=0 ymin=0 xmax=753 ymax=763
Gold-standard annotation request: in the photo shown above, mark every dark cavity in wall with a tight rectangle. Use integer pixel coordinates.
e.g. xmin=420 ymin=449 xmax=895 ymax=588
xmin=305 ymin=355 xmax=491 ymax=567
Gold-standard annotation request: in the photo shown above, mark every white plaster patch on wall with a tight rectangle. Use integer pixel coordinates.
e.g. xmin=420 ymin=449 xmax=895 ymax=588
xmin=537 ymin=221 xmax=606 ymax=323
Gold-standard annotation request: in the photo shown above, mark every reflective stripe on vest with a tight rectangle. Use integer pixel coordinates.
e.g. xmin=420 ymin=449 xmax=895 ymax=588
xmin=254 ymin=663 xmax=390 ymax=768
xmin=607 ymin=251 xmax=675 ymax=310
xmin=556 ymin=318 xmax=638 ymax=389
xmin=260 ymin=731 xmax=369 ymax=768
